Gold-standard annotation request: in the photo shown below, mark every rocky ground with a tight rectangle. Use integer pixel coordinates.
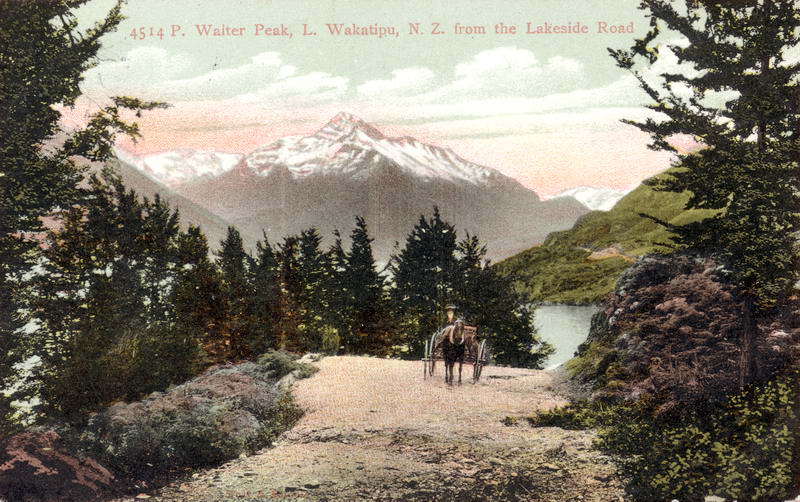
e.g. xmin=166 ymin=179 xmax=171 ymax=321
xmin=115 ymin=356 xmax=626 ymax=501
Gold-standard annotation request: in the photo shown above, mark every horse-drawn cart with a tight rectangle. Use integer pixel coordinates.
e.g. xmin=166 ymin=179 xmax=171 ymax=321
xmin=422 ymin=325 xmax=489 ymax=383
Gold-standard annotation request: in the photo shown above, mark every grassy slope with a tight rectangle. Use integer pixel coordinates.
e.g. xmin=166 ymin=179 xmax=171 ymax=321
xmin=495 ymin=170 xmax=716 ymax=304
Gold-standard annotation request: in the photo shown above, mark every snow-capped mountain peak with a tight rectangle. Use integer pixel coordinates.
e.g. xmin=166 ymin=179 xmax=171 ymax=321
xmin=550 ymin=186 xmax=629 ymax=212
xmin=115 ymin=148 xmax=244 ymax=188
xmin=242 ymin=113 xmax=508 ymax=187
xmin=314 ymin=111 xmax=385 ymax=141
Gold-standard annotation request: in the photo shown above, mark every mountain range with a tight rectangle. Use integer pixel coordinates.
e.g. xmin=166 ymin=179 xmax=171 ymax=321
xmin=496 ymin=168 xmax=717 ymax=304
xmin=115 ymin=113 xmax=591 ymax=262
xmin=550 ymin=186 xmax=628 ymax=212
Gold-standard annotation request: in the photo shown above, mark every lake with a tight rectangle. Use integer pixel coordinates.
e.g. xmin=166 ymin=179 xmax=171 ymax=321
xmin=534 ymin=305 xmax=599 ymax=370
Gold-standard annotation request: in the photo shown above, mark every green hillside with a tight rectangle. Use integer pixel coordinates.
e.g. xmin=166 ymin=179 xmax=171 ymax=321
xmin=495 ymin=170 xmax=716 ymax=304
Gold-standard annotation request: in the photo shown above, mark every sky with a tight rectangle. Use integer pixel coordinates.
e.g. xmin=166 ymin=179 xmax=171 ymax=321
xmin=69 ymin=0 xmax=686 ymax=196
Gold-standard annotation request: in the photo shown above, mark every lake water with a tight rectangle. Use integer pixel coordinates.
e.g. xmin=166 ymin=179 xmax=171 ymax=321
xmin=534 ymin=305 xmax=599 ymax=370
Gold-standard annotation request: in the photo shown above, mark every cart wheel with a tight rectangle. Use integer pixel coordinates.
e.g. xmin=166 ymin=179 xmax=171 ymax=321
xmin=428 ymin=333 xmax=439 ymax=377
xmin=473 ymin=340 xmax=487 ymax=382
xmin=423 ymin=340 xmax=429 ymax=380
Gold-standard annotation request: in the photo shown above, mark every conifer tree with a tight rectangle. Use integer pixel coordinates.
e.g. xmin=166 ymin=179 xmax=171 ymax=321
xmin=172 ymin=225 xmax=225 ymax=367
xmin=611 ymin=0 xmax=800 ymax=385
xmin=389 ymin=207 xmax=460 ymax=354
xmin=217 ymin=226 xmax=255 ymax=359
xmin=0 ymin=0 xmax=166 ymax=428
xmin=32 ymin=173 xmax=148 ymax=418
xmin=31 ymin=172 xmax=199 ymax=418
xmin=295 ymin=228 xmax=332 ymax=351
xmin=340 ymin=217 xmax=390 ymax=354
xmin=277 ymin=235 xmax=303 ymax=350
xmin=454 ymin=234 xmax=553 ymax=368
xmin=326 ymin=230 xmax=349 ymax=353
xmin=250 ymin=234 xmax=282 ymax=354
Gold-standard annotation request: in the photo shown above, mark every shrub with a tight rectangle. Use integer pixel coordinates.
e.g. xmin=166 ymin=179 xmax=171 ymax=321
xmin=320 ymin=326 xmax=341 ymax=355
xmin=254 ymin=392 xmax=304 ymax=447
xmin=73 ymin=359 xmax=305 ymax=484
xmin=571 ymin=254 xmax=800 ymax=412
xmin=528 ymin=401 xmax=609 ymax=430
xmin=256 ymin=350 xmax=319 ymax=380
xmin=594 ymin=373 xmax=799 ymax=502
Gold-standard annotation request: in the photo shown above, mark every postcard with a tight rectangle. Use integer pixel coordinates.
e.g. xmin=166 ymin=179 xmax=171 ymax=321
xmin=2 ymin=0 xmax=798 ymax=501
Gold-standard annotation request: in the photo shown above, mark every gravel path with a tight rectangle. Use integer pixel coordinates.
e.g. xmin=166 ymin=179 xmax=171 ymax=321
xmin=120 ymin=356 xmax=626 ymax=501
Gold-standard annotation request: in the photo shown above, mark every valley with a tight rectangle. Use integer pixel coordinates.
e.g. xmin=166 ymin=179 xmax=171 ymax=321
xmin=116 ymin=113 xmax=592 ymax=261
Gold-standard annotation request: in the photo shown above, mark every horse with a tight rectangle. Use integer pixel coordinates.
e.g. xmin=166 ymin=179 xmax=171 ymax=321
xmin=433 ymin=320 xmax=480 ymax=385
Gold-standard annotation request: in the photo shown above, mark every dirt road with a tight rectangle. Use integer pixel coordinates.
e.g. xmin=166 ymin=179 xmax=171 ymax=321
xmin=131 ymin=356 xmax=625 ymax=501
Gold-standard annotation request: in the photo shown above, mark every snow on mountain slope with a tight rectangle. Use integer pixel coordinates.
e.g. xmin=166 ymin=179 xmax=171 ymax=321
xmin=170 ymin=112 xmax=591 ymax=262
xmin=242 ymin=112 xmax=503 ymax=186
xmin=551 ymin=186 xmax=629 ymax=212
xmin=115 ymin=148 xmax=243 ymax=188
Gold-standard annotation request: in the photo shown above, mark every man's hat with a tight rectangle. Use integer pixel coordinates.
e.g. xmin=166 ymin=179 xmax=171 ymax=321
xmin=445 ymin=304 xmax=458 ymax=310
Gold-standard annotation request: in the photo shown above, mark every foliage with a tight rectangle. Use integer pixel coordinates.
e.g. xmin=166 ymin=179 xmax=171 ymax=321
xmin=0 ymin=0 xmax=165 ymax=432
xmin=73 ymin=360 xmax=301 ymax=484
xmin=527 ymin=401 xmax=609 ymax=430
xmin=256 ymin=350 xmax=319 ymax=380
xmin=495 ymin=169 xmax=716 ymax=304
xmin=216 ymin=226 xmax=259 ymax=360
xmin=28 ymin=172 xmax=205 ymax=420
xmin=556 ymin=251 xmax=800 ymax=500
xmin=271 ymin=230 xmax=335 ymax=352
xmin=390 ymin=208 xmax=552 ymax=367
xmin=249 ymin=236 xmax=282 ymax=355
xmin=331 ymin=217 xmax=393 ymax=355
xmin=530 ymin=373 xmax=799 ymax=501
xmin=255 ymin=391 xmax=305 ymax=446
xmin=390 ymin=207 xmax=459 ymax=354
xmin=172 ymin=226 xmax=227 ymax=368
xmin=594 ymin=373 xmax=798 ymax=502
xmin=612 ymin=0 xmax=800 ymax=387
xmin=569 ymin=254 xmax=799 ymax=411
xmin=319 ymin=325 xmax=341 ymax=355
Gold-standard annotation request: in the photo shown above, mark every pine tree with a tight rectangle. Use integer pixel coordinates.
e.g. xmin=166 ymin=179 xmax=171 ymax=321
xmin=326 ymin=230 xmax=349 ymax=353
xmin=172 ymin=225 xmax=225 ymax=368
xmin=0 ymin=0 xmax=166 ymax=427
xmin=32 ymin=173 xmax=144 ymax=418
xmin=452 ymin=233 xmax=487 ymax=322
xmin=30 ymin=172 xmax=199 ymax=418
xmin=277 ymin=235 xmax=303 ymax=350
xmin=295 ymin=228 xmax=332 ymax=351
xmin=217 ymin=226 xmax=255 ymax=359
xmin=250 ymin=234 xmax=282 ymax=354
xmin=454 ymin=234 xmax=553 ymax=368
xmin=389 ymin=207 xmax=460 ymax=355
xmin=611 ymin=0 xmax=800 ymax=386
xmin=340 ymin=217 xmax=391 ymax=354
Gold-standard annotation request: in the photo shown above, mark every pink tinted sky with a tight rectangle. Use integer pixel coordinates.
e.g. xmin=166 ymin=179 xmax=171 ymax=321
xmin=66 ymin=1 xmax=716 ymax=197
xmin=67 ymin=98 xmax=675 ymax=197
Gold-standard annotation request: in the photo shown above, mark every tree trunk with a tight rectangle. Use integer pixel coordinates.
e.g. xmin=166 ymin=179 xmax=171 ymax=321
xmin=739 ymin=293 xmax=757 ymax=388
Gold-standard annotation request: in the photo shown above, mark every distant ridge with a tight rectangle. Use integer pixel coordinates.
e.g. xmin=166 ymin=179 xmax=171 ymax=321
xmin=123 ymin=113 xmax=590 ymax=261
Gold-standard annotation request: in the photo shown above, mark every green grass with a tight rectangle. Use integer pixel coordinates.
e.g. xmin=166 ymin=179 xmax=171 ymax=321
xmin=495 ymin=169 xmax=717 ymax=304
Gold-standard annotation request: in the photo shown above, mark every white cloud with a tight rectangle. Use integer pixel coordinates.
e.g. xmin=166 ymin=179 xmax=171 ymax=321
xmin=433 ymin=47 xmax=586 ymax=101
xmin=157 ymin=51 xmax=299 ymax=100
xmin=356 ymin=47 xmax=587 ymax=102
xmin=237 ymin=72 xmax=349 ymax=103
xmin=83 ymin=48 xmax=347 ymax=104
xmin=81 ymin=46 xmax=192 ymax=98
xmin=85 ymin=43 xmax=728 ymax=140
xmin=357 ymin=67 xmax=435 ymax=97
